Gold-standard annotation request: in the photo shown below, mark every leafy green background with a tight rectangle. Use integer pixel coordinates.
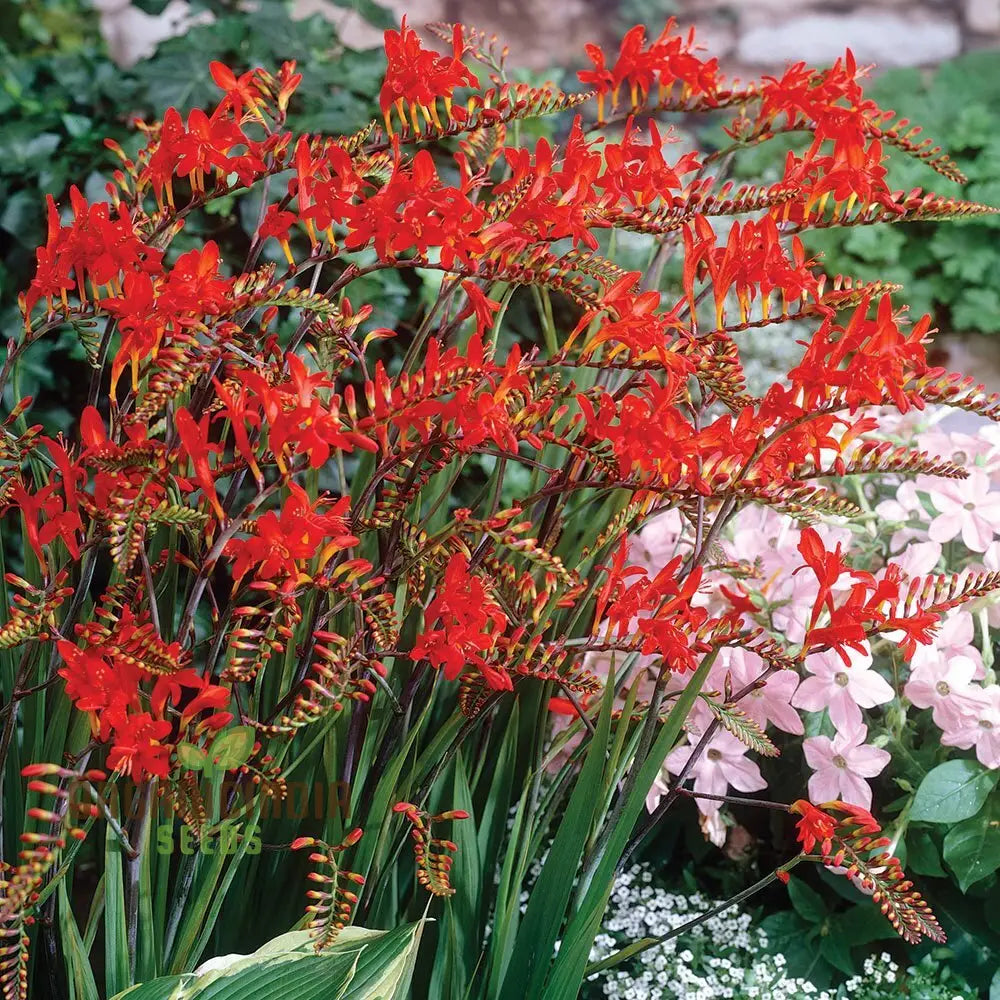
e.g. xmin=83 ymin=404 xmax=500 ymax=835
xmin=0 ymin=0 xmax=394 ymax=424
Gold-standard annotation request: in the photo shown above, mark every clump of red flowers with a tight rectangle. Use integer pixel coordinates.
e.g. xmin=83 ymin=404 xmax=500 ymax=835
xmin=791 ymin=800 xmax=945 ymax=945
xmin=3 ymin=19 xmax=995 ymax=996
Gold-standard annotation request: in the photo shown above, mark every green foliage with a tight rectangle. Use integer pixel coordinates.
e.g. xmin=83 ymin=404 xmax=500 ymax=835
xmin=0 ymin=0 xmax=392 ymax=419
xmin=910 ymin=760 xmax=999 ymax=825
xmin=942 ymin=797 xmax=1000 ymax=893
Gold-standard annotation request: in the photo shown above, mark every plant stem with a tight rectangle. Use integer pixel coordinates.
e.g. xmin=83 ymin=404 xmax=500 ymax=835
xmin=125 ymin=782 xmax=152 ymax=978
xmin=584 ymin=856 xmax=804 ymax=977
xmin=679 ymin=788 xmax=791 ymax=811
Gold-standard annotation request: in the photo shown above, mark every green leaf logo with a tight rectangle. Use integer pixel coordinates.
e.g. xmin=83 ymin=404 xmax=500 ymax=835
xmin=176 ymin=743 xmax=209 ymax=771
xmin=210 ymin=726 xmax=255 ymax=770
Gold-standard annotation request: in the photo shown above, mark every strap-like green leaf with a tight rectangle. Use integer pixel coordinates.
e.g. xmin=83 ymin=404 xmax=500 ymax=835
xmin=497 ymin=674 xmax=615 ymax=1000
xmin=544 ymin=652 xmax=716 ymax=997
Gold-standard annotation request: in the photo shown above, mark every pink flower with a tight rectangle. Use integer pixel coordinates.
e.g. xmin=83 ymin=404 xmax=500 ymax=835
xmin=875 ymin=480 xmax=929 ymax=550
xmin=940 ymin=684 xmax=1000 ymax=769
xmin=646 ymin=774 xmax=669 ymax=814
xmin=885 ymin=539 xmax=941 ymax=580
xmin=924 ymin=470 xmax=1000 ymax=553
xmin=714 ymin=647 xmax=803 ymax=735
xmin=630 ymin=509 xmax=684 ymax=572
xmin=803 ymin=724 xmax=890 ymax=809
xmin=665 ymin=730 xmax=767 ymax=816
xmin=909 ymin=609 xmax=983 ymax=680
xmin=792 ymin=644 xmax=894 ymax=734
xmin=905 ymin=654 xmax=987 ymax=731
xmin=917 ymin=427 xmax=1000 ymax=477
xmin=699 ymin=810 xmax=726 ymax=848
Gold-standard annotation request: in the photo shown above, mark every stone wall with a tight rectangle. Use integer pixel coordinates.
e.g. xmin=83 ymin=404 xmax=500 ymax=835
xmin=688 ymin=0 xmax=999 ymax=77
xmin=326 ymin=0 xmax=1000 ymax=73
xmin=93 ymin=0 xmax=999 ymax=77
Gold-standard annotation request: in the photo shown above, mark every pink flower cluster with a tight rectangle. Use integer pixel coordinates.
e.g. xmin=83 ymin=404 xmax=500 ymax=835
xmin=629 ymin=408 xmax=1000 ymax=846
xmin=878 ymin=415 xmax=1000 ymax=769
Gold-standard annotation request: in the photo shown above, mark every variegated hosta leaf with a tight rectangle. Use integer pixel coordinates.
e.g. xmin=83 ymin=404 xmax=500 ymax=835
xmin=107 ymin=922 xmax=424 ymax=1000
xmin=707 ymin=701 xmax=779 ymax=758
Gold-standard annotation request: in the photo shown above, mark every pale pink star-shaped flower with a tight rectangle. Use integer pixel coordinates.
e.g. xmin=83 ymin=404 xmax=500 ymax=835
xmin=713 ymin=647 xmax=803 ymax=735
xmin=904 ymin=654 xmax=988 ymax=732
xmin=917 ymin=427 xmax=1000 ymax=478
xmin=884 ymin=539 xmax=941 ymax=581
xmin=940 ymin=683 xmax=1000 ymax=769
xmin=665 ymin=730 xmax=767 ymax=817
xmin=630 ymin=508 xmax=684 ymax=573
xmin=924 ymin=470 xmax=1000 ymax=553
xmin=803 ymin=724 xmax=890 ymax=809
xmin=909 ymin=609 xmax=983 ymax=680
xmin=875 ymin=480 xmax=929 ymax=550
xmin=792 ymin=644 xmax=894 ymax=734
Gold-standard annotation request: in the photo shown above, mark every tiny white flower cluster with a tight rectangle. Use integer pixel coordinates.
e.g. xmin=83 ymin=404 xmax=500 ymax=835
xmin=586 ymin=867 xmax=975 ymax=1000
xmin=844 ymin=952 xmax=899 ymax=992
xmin=588 ymin=865 xmax=829 ymax=1000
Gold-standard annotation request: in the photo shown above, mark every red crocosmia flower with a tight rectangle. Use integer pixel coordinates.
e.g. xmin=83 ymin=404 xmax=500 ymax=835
xmin=173 ymin=407 xmax=225 ymax=520
xmin=578 ymin=19 xmax=721 ymax=120
xmin=209 ymin=61 xmax=266 ymax=121
xmin=21 ymin=187 xmax=163 ymax=319
xmin=598 ymin=117 xmax=701 ymax=210
xmin=547 ymin=694 xmax=594 ymax=717
xmin=596 ymin=553 xmax=709 ymax=672
xmin=577 ymin=271 xmax=689 ymax=366
xmin=238 ymin=354 xmax=376 ymax=472
xmin=104 ymin=709 xmax=173 ymax=781
xmin=180 ymin=684 xmax=233 ymax=731
xmin=881 ymin=608 xmax=940 ymax=661
xmin=683 ymin=214 xmax=821 ymax=329
xmin=7 ymin=481 xmax=83 ymax=572
xmin=456 ymin=280 xmax=501 ymax=337
xmin=719 ymin=584 xmax=759 ymax=618
xmin=259 ymin=203 xmax=298 ymax=264
xmin=592 ymin=536 xmax=638 ymax=630
xmin=790 ymin=295 xmax=930 ymax=414
xmin=57 ymin=640 xmax=142 ymax=723
xmin=225 ymin=483 xmax=358 ymax=585
xmin=789 ymin=799 xmax=837 ymax=856
xmin=103 ymin=272 xmax=162 ymax=393
xmin=796 ymin=526 xmax=851 ymax=628
xmin=212 ymin=377 xmax=264 ymax=484
xmin=410 ymin=553 xmax=511 ymax=690
xmin=162 ymin=242 xmax=233 ymax=315
xmin=380 ymin=18 xmax=478 ymax=135
xmin=150 ymin=667 xmax=230 ymax=733
xmin=140 ymin=104 xmax=267 ymax=207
